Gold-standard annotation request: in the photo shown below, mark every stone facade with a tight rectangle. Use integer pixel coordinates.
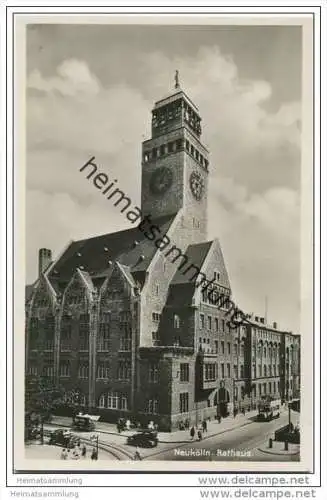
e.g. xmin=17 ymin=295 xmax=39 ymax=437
xmin=25 ymin=83 xmax=301 ymax=431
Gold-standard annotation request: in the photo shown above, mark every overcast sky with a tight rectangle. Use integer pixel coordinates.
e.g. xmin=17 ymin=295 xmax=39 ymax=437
xmin=26 ymin=23 xmax=302 ymax=332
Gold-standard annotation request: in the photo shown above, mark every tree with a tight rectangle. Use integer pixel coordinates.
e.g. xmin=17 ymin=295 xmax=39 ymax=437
xmin=63 ymin=388 xmax=86 ymax=418
xmin=25 ymin=376 xmax=66 ymax=442
xmin=25 ymin=375 xmax=66 ymax=420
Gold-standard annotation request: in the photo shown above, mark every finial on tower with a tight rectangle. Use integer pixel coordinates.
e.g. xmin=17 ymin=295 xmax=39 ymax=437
xmin=174 ymin=69 xmax=180 ymax=89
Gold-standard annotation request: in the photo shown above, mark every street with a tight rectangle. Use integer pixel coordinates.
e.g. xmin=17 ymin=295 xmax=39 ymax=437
xmin=146 ymin=412 xmax=300 ymax=462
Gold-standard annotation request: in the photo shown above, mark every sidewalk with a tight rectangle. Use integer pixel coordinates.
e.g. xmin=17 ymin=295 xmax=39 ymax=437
xmin=257 ymin=440 xmax=300 ymax=457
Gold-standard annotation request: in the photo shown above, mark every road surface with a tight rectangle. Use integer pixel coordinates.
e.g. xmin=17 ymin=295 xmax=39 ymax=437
xmin=146 ymin=412 xmax=300 ymax=462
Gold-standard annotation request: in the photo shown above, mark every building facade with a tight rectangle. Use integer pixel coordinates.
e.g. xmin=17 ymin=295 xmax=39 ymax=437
xmin=25 ymin=82 xmax=301 ymax=431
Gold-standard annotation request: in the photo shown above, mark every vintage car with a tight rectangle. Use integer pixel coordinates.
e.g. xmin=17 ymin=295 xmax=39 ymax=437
xmin=71 ymin=414 xmax=100 ymax=431
xmin=48 ymin=429 xmax=77 ymax=448
xmin=126 ymin=430 xmax=158 ymax=448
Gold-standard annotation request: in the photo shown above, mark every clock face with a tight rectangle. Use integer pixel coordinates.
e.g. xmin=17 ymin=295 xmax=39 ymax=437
xmin=190 ymin=171 xmax=205 ymax=201
xmin=150 ymin=166 xmax=173 ymax=195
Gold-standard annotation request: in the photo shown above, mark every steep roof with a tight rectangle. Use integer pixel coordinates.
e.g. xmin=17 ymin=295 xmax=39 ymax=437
xmin=166 ymin=239 xmax=231 ymax=307
xmin=171 ymin=241 xmax=213 ymax=285
xmin=47 ymin=214 xmax=175 ymax=290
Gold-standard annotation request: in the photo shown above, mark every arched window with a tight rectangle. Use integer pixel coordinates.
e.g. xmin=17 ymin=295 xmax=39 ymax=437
xmin=98 ymin=394 xmax=106 ymax=408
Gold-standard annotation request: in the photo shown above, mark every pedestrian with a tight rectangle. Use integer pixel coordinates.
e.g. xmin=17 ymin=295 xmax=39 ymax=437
xmin=197 ymin=429 xmax=202 ymax=441
xmin=202 ymin=420 xmax=207 ymax=433
xmin=81 ymin=444 xmax=87 ymax=458
xmin=134 ymin=446 xmax=142 ymax=460
xmin=91 ymin=447 xmax=97 ymax=460
xmin=190 ymin=426 xmax=195 ymax=440
xmin=217 ymin=415 xmax=221 ymax=424
xmin=60 ymin=448 xmax=67 ymax=460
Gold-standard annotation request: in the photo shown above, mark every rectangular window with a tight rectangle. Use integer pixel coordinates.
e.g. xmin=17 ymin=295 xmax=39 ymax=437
xmin=179 ymin=392 xmax=189 ymax=413
xmin=152 ymin=331 xmax=160 ymax=346
xmin=240 ymin=365 xmax=244 ymax=378
xmin=78 ymin=363 xmax=89 ymax=379
xmin=98 ymin=312 xmax=110 ymax=351
xmin=160 ymin=144 xmax=165 ymax=156
xmin=145 ymin=399 xmax=159 ymax=414
xmin=233 ymin=344 xmax=238 ymax=355
xmin=79 ymin=314 xmax=89 ymax=351
xmin=168 ymin=142 xmax=174 ymax=153
xmin=119 ymin=325 xmax=132 ymax=351
xmin=221 ymin=363 xmax=225 ymax=378
xmin=180 ymin=363 xmax=189 ymax=382
xmin=97 ymin=363 xmax=110 ymax=380
xmin=205 ymin=363 xmax=217 ymax=381
xmin=215 ymin=318 xmax=219 ymax=331
xmin=221 ymin=341 xmax=225 ymax=354
xmin=44 ymin=315 xmax=55 ymax=351
xmin=42 ymin=364 xmax=54 ymax=377
xmin=222 ymin=319 xmax=225 ymax=332
xmin=118 ymin=361 xmax=131 ymax=381
xmin=152 ymin=312 xmax=161 ymax=322
xmin=28 ymin=362 xmax=38 ymax=376
xmin=234 ymin=365 xmax=238 ymax=379
xmin=214 ymin=340 xmax=218 ymax=354
xmin=227 ymin=363 xmax=231 ymax=378
xmin=200 ymin=314 xmax=205 ymax=329
xmin=259 ymin=365 xmax=262 ymax=377
xmin=148 ymin=363 xmax=159 ymax=383
xmin=60 ymin=316 xmax=72 ymax=351
xmin=227 ymin=342 xmax=231 ymax=355
xmin=208 ymin=316 xmax=212 ymax=330
xmin=108 ymin=391 xmax=119 ymax=409
xmin=120 ymin=395 xmax=128 ymax=411
xmin=59 ymin=361 xmax=70 ymax=377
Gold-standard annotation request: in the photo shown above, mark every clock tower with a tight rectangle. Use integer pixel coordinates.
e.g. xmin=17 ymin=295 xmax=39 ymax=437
xmin=141 ymin=76 xmax=209 ymax=241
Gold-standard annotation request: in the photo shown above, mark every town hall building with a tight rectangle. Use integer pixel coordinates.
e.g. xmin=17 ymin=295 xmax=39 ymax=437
xmin=25 ymin=78 xmax=300 ymax=431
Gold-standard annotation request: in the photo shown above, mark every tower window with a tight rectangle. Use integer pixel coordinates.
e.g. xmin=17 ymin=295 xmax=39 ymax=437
xmin=174 ymin=314 xmax=180 ymax=329
xmin=195 ymin=150 xmax=199 ymax=161
xmin=185 ymin=140 xmax=190 ymax=151
xmin=190 ymin=145 xmax=194 ymax=156
xmin=152 ymin=147 xmax=158 ymax=158
xmin=160 ymin=144 xmax=165 ymax=156
xmin=168 ymin=142 xmax=174 ymax=153
xmin=176 ymin=139 xmax=183 ymax=151
xmin=200 ymin=154 xmax=203 ymax=165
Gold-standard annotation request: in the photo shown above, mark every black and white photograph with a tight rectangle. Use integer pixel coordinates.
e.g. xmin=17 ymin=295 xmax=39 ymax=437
xmin=10 ymin=13 xmax=316 ymax=474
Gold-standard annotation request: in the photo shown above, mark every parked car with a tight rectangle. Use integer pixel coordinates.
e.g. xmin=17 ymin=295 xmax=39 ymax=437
xmin=127 ymin=430 xmax=158 ymax=448
xmin=48 ymin=429 xmax=77 ymax=448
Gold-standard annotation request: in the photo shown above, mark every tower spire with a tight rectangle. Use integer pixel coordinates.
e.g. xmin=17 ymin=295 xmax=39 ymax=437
xmin=174 ymin=69 xmax=180 ymax=89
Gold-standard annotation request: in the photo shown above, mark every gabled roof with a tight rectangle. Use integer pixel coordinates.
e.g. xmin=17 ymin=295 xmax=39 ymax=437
xmin=171 ymin=241 xmax=213 ymax=285
xmin=166 ymin=239 xmax=231 ymax=307
xmin=47 ymin=214 xmax=176 ymax=290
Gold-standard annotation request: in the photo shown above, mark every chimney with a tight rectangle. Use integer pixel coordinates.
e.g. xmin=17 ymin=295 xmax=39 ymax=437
xmin=255 ymin=316 xmax=259 ymax=322
xmin=273 ymin=321 xmax=278 ymax=329
xmin=38 ymin=248 xmax=52 ymax=276
xmin=260 ymin=317 xmax=265 ymax=324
